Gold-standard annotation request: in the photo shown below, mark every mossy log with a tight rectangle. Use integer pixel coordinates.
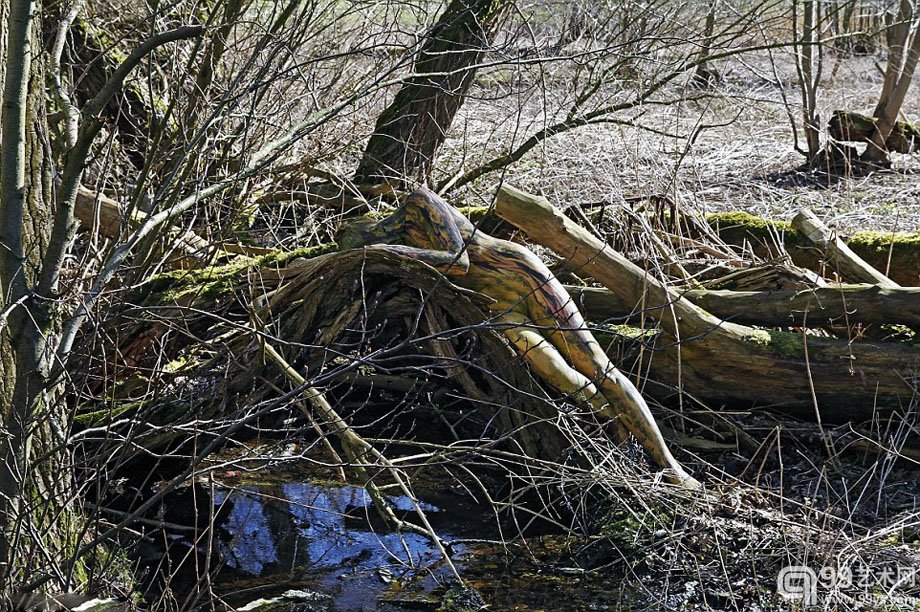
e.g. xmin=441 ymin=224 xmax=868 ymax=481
xmin=829 ymin=110 xmax=920 ymax=153
xmin=568 ymin=284 xmax=920 ymax=328
xmin=708 ymin=211 xmax=920 ymax=287
xmin=496 ymin=185 xmax=919 ymax=418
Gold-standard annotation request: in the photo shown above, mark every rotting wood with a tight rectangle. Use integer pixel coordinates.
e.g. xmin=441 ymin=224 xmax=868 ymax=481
xmin=334 ymin=188 xmax=700 ymax=487
xmin=828 ymin=110 xmax=920 ymax=154
xmin=707 ymin=211 xmax=920 ymax=287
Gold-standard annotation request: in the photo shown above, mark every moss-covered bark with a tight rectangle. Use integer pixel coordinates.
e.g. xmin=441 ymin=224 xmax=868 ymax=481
xmin=0 ymin=0 xmax=73 ymax=590
xmin=708 ymin=211 xmax=920 ymax=286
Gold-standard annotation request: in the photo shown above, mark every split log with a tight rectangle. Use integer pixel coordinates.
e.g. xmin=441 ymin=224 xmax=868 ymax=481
xmin=791 ymin=209 xmax=900 ymax=288
xmin=828 ymin=110 xmax=920 ymax=153
xmin=75 ymin=186 xmax=215 ymax=265
xmin=708 ymin=211 xmax=920 ymax=287
xmin=495 ymin=185 xmax=919 ymax=418
xmin=568 ymin=284 xmax=920 ymax=328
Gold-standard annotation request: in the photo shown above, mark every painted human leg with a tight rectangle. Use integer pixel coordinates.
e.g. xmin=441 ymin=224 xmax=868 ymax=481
xmin=498 ymin=313 xmax=699 ymax=488
xmin=518 ymin=283 xmax=699 ymax=487
xmin=497 ymin=313 xmax=628 ymax=435
xmin=542 ymin=324 xmax=699 ymax=488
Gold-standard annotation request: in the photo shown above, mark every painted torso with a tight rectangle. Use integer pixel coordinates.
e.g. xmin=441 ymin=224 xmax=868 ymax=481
xmin=339 ymin=188 xmax=582 ymax=326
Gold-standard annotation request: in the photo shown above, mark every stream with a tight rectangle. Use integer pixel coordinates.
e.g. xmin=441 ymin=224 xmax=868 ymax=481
xmin=208 ymin=480 xmax=486 ymax=610
xmin=148 ymin=447 xmax=635 ymax=611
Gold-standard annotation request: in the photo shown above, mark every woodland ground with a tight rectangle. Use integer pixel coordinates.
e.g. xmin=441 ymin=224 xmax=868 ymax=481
xmin=185 ymin=48 xmax=920 ymax=610
xmin=441 ymin=51 xmax=920 ymax=232
xmin=64 ymin=8 xmax=920 ymax=607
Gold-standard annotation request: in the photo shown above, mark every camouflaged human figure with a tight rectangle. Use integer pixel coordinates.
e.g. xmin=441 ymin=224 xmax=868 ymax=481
xmin=337 ymin=187 xmax=699 ymax=489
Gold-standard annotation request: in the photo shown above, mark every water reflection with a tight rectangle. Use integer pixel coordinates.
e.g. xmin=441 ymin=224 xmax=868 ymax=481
xmin=213 ymin=482 xmax=466 ymax=609
xmin=217 ymin=483 xmax=446 ymax=576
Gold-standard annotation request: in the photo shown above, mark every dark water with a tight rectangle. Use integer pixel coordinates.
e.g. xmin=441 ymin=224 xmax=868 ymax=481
xmin=209 ymin=481 xmax=483 ymax=610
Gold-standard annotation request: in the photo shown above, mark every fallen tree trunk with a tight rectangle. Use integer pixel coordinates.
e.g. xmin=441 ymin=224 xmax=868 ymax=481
xmin=828 ymin=110 xmax=920 ymax=153
xmin=708 ymin=211 xmax=920 ymax=287
xmin=568 ymin=284 xmax=920 ymax=328
xmin=74 ymin=186 xmax=216 ymax=265
xmin=495 ymin=185 xmax=919 ymax=418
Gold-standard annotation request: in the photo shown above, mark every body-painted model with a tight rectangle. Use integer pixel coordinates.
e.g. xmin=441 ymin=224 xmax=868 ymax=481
xmin=338 ymin=188 xmax=699 ymax=488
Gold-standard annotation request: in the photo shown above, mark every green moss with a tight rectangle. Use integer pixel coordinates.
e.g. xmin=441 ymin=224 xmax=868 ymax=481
xmin=849 ymin=229 xmax=920 ymax=252
xmin=592 ymin=323 xmax=658 ymax=353
xmin=149 ymin=242 xmax=337 ymax=304
xmin=597 ymin=322 xmax=657 ymax=340
xmin=708 ymin=213 xmax=920 ymax=254
xmin=706 ymin=212 xmax=806 ymax=255
xmin=436 ymin=585 xmax=486 ymax=612
xmin=153 ymin=264 xmax=245 ymax=303
xmin=745 ymin=329 xmax=772 ymax=347
xmin=255 ymin=242 xmax=338 ymax=267
xmin=597 ymin=506 xmax=675 ymax=559
xmin=745 ymin=329 xmax=803 ymax=357
xmin=75 ymin=401 xmax=141 ymax=427
xmin=708 ymin=211 xmax=920 ymax=285
xmin=457 ymin=205 xmax=494 ymax=224
xmin=706 ymin=211 xmax=792 ymax=233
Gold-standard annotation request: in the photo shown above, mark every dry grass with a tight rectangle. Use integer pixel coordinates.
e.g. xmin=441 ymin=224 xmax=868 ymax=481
xmin=438 ymin=51 xmax=920 ymax=237
xmin=409 ymin=33 xmax=920 ymax=611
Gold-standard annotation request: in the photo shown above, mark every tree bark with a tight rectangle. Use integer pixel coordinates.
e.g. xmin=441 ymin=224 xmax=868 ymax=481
xmin=0 ymin=0 xmax=56 ymax=590
xmin=64 ymin=17 xmax=155 ymax=168
xmin=353 ymin=0 xmax=509 ymax=184
xmin=568 ymin=284 xmax=920 ymax=328
xmin=862 ymin=0 xmax=920 ymax=163
xmin=829 ymin=110 xmax=920 ymax=153
xmin=791 ymin=208 xmax=900 ymax=288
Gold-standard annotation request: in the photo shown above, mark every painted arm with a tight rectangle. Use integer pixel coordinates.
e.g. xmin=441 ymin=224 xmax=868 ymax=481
xmin=336 ymin=188 xmax=470 ymax=277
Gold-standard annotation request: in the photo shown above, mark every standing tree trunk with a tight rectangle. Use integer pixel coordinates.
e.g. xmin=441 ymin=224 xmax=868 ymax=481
xmin=794 ymin=0 xmax=823 ymax=162
xmin=353 ymin=0 xmax=509 ymax=185
xmin=862 ymin=0 xmax=920 ymax=164
xmin=691 ymin=0 xmax=721 ymax=87
xmin=0 ymin=0 xmax=57 ymax=593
